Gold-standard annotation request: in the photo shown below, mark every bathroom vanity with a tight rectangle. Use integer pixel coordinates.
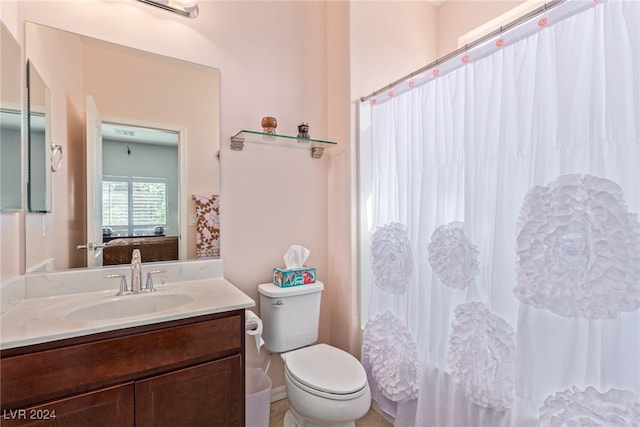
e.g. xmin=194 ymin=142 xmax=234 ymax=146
xmin=0 ymin=263 xmax=254 ymax=427
xmin=1 ymin=312 xmax=242 ymax=426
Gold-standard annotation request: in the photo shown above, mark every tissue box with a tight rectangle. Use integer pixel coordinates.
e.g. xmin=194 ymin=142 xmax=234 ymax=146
xmin=273 ymin=267 xmax=316 ymax=287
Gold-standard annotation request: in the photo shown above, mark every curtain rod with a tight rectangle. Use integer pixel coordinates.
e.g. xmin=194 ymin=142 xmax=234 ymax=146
xmin=360 ymin=0 xmax=565 ymax=102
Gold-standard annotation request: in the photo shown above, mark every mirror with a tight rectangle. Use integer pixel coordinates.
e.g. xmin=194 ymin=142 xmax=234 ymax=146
xmin=0 ymin=22 xmax=22 ymax=212
xmin=24 ymin=22 xmax=220 ymax=273
xmin=27 ymin=60 xmax=52 ymax=213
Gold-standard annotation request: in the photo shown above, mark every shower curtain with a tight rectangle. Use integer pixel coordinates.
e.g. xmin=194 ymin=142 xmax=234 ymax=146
xmin=362 ymin=1 xmax=640 ymax=426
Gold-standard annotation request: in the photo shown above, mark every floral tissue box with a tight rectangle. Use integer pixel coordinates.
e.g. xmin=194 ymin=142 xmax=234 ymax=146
xmin=273 ymin=267 xmax=316 ymax=287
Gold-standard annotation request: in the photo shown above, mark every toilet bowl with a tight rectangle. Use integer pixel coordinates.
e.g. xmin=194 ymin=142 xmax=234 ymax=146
xmin=281 ymin=343 xmax=371 ymax=427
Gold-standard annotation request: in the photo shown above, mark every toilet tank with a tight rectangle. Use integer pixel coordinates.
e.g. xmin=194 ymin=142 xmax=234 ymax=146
xmin=258 ymin=281 xmax=324 ymax=353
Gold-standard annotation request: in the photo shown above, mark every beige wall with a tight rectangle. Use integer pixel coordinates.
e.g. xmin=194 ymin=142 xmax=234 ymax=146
xmin=0 ymin=215 xmax=22 ymax=280
xmin=1 ymin=22 xmax=21 ymax=105
xmin=1 ymin=0 xmax=530 ymax=389
xmin=437 ymin=0 xmax=525 ymax=57
xmin=351 ymin=1 xmax=439 ymax=99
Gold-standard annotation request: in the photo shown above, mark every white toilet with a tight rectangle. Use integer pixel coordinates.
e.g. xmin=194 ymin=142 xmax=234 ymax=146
xmin=258 ymin=281 xmax=371 ymax=427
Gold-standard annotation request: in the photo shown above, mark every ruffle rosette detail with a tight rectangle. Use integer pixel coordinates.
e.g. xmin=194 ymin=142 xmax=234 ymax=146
xmin=371 ymin=223 xmax=413 ymax=294
xmin=362 ymin=311 xmax=420 ymax=402
xmin=515 ymin=174 xmax=640 ymax=319
xmin=448 ymin=301 xmax=516 ymax=409
xmin=428 ymin=222 xmax=479 ymax=289
xmin=539 ymin=386 xmax=640 ymax=426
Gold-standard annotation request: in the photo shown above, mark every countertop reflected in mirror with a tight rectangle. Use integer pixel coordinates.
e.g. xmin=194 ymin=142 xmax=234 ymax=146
xmin=23 ymin=22 xmax=221 ymax=275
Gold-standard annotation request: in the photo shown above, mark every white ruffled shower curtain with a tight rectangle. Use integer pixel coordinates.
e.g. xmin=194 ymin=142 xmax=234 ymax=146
xmin=362 ymin=1 xmax=640 ymax=426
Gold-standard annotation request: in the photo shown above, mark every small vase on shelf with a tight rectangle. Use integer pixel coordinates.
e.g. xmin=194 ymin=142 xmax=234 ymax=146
xmin=261 ymin=116 xmax=277 ymax=134
xmin=297 ymin=122 xmax=310 ymax=139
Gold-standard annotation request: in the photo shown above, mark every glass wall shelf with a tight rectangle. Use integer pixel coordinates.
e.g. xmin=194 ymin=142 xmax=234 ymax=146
xmin=230 ymin=130 xmax=337 ymax=159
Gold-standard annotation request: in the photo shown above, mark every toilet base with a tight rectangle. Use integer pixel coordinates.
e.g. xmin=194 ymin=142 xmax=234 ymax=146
xmin=283 ymin=407 xmax=355 ymax=427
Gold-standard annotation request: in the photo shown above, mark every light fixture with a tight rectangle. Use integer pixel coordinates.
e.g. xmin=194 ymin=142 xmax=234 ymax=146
xmin=137 ymin=0 xmax=199 ymax=18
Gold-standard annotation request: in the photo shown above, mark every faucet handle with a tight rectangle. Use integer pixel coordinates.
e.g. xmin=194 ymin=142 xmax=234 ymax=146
xmin=144 ymin=270 xmax=165 ymax=292
xmin=107 ymin=273 xmax=130 ymax=296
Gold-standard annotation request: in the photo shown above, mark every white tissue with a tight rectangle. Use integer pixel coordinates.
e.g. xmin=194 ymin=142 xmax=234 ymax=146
xmin=245 ymin=310 xmax=265 ymax=353
xmin=284 ymin=245 xmax=310 ymax=269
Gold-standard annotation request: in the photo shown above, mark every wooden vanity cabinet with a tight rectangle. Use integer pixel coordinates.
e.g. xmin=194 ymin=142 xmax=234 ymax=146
xmin=0 ymin=310 xmax=245 ymax=427
xmin=136 ymin=355 xmax=242 ymax=427
xmin=1 ymin=384 xmax=135 ymax=427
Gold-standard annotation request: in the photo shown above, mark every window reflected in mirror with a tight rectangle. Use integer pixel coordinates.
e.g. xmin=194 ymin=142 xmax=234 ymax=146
xmin=101 ymin=123 xmax=179 ymax=240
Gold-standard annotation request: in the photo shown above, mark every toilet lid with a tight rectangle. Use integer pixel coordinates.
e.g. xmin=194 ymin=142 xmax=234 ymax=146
xmin=284 ymin=343 xmax=367 ymax=395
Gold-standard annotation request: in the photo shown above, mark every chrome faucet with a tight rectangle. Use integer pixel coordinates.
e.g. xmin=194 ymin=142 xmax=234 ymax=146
xmin=131 ymin=249 xmax=143 ymax=293
xmin=107 ymin=250 xmax=160 ymax=296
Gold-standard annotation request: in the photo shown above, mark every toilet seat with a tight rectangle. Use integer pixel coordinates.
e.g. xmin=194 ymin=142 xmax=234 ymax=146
xmin=284 ymin=343 xmax=368 ymax=400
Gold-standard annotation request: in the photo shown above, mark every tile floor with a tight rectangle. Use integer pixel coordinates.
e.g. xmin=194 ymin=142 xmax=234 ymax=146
xmin=269 ymin=398 xmax=393 ymax=427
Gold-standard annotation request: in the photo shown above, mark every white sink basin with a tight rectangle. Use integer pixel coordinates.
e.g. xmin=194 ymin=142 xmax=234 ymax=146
xmin=65 ymin=293 xmax=194 ymax=322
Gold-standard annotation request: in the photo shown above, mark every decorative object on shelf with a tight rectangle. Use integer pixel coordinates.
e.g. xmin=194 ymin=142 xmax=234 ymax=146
xmin=261 ymin=116 xmax=278 ymax=134
xmin=297 ymin=122 xmax=310 ymax=139
xmin=230 ymin=130 xmax=337 ymax=159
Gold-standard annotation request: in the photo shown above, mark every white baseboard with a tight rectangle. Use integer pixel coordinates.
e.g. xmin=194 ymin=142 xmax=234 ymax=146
xmin=270 ymin=385 xmax=287 ymax=402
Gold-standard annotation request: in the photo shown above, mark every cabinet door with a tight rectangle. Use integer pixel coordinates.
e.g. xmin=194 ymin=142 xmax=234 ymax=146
xmin=0 ymin=383 xmax=134 ymax=427
xmin=135 ymin=355 xmax=243 ymax=427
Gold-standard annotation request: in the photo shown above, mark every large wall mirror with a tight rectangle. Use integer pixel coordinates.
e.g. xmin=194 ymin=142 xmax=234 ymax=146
xmin=24 ymin=22 xmax=221 ymax=273
xmin=0 ymin=22 xmax=22 ymax=213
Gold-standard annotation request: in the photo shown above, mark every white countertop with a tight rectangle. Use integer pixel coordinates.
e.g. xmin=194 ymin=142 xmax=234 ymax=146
xmin=1 ymin=277 xmax=255 ymax=350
